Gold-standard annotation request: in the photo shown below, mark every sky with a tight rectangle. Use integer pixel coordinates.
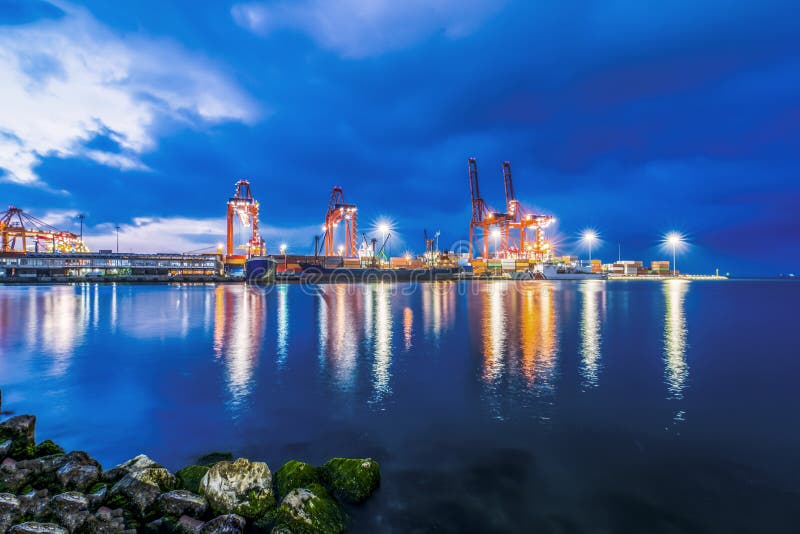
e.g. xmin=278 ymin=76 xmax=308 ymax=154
xmin=0 ymin=0 xmax=798 ymax=275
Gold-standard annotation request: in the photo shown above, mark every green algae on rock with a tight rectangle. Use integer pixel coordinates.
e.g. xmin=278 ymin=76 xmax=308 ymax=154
xmin=275 ymin=461 xmax=319 ymax=500
xmin=199 ymin=458 xmax=274 ymax=520
xmin=272 ymin=483 xmax=346 ymax=534
xmin=176 ymin=464 xmax=209 ymax=494
xmin=320 ymin=458 xmax=380 ymax=503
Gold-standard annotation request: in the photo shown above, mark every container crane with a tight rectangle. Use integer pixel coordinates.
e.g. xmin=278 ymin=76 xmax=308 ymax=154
xmin=468 ymin=157 xmax=510 ymax=259
xmin=226 ymin=180 xmax=265 ymax=258
xmin=502 ymin=161 xmax=554 ymax=260
xmin=0 ymin=206 xmax=88 ymax=253
xmin=322 ymin=186 xmax=358 ymax=257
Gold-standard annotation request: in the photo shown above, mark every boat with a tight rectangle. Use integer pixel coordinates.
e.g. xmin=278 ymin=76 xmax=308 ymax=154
xmin=244 ymin=256 xmax=277 ymax=282
xmin=512 ymin=262 xmax=606 ymax=280
xmin=298 ymin=262 xmax=462 ymax=282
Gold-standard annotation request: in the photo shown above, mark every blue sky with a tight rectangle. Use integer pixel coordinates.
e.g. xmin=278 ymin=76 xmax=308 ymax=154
xmin=0 ymin=0 xmax=798 ymax=274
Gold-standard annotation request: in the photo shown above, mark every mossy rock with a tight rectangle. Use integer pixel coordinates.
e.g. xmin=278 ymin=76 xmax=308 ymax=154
xmin=275 ymin=461 xmax=319 ymax=500
xmin=175 ymin=465 xmax=209 ymax=493
xmin=196 ymin=452 xmax=232 ymax=466
xmin=273 ymin=483 xmax=346 ymax=534
xmin=232 ymin=489 xmax=275 ymax=520
xmin=35 ymin=440 xmax=64 ymax=457
xmin=320 ymin=458 xmax=380 ymax=503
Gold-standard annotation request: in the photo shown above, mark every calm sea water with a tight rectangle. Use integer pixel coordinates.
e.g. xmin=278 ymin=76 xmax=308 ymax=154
xmin=1 ymin=280 xmax=798 ymax=533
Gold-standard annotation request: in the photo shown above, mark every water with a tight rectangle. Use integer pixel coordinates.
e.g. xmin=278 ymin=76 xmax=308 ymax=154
xmin=1 ymin=280 xmax=798 ymax=532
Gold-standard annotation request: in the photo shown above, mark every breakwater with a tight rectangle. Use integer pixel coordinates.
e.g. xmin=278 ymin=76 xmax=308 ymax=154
xmin=0 ymin=401 xmax=380 ymax=533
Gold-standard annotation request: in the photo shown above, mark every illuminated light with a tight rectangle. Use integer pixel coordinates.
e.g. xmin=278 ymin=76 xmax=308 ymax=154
xmin=321 ymin=224 xmax=327 ymax=232
xmin=337 ymin=245 xmax=344 ymax=255
xmin=280 ymin=243 xmax=287 ymax=254
xmin=490 ymin=228 xmax=501 ymax=239
xmin=581 ymin=229 xmax=599 ymax=262
xmin=662 ymin=232 xmax=687 ymax=276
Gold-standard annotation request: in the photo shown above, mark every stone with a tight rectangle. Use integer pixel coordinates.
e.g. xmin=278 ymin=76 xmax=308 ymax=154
xmin=0 ymin=440 xmax=11 ymax=460
xmin=196 ymin=453 xmax=232 ymax=467
xmin=18 ymin=490 xmax=51 ymax=518
xmin=13 ymin=451 xmax=100 ymax=493
xmin=0 ymin=492 xmax=23 ymax=532
xmin=273 ymin=485 xmax=345 ymax=534
xmin=0 ymin=415 xmax=37 ymax=459
xmin=175 ymin=466 xmax=209 ymax=494
xmin=198 ymin=459 xmax=274 ymax=519
xmin=198 ymin=514 xmax=245 ymax=534
xmin=49 ymin=491 xmax=90 ymax=532
xmin=87 ymin=484 xmax=108 ymax=508
xmin=8 ymin=522 xmax=69 ymax=534
xmin=103 ymin=455 xmax=162 ymax=483
xmin=177 ymin=515 xmax=205 ymax=532
xmin=320 ymin=457 xmax=380 ymax=503
xmin=143 ymin=516 xmax=178 ymax=534
xmin=77 ymin=509 xmax=131 ymax=534
xmin=274 ymin=461 xmax=319 ymax=500
xmin=35 ymin=441 xmax=64 ymax=458
xmin=56 ymin=457 xmax=101 ymax=492
xmin=108 ymin=468 xmax=176 ymax=516
xmin=157 ymin=490 xmax=208 ymax=518
xmin=0 ymin=460 xmax=33 ymax=494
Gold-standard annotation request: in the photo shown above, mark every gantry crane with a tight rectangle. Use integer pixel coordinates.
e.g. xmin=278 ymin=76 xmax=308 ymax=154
xmin=226 ymin=180 xmax=265 ymax=257
xmin=0 ymin=206 xmax=88 ymax=253
xmin=468 ymin=158 xmax=510 ymax=259
xmin=502 ymin=161 xmax=554 ymax=260
xmin=322 ymin=186 xmax=358 ymax=257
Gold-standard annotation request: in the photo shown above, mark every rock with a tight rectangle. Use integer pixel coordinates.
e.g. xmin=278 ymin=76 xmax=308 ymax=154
xmin=0 ymin=440 xmax=11 ymax=460
xmin=49 ymin=491 xmax=90 ymax=532
xmin=76 ymin=508 xmax=131 ymax=534
xmin=175 ymin=466 xmax=209 ymax=494
xmin=103 ymin=455 xmax=162 ymax=483
xmin=0 ymin=493 xmax=23 ymax=532
xmin=198 ymin=459 xmax=274 ymax=519
xmin=320 ymin=457 xmax=380 ymax=503
xmin=35 ymin=441 xmax=64 ymax=458
xmin=198 ymin=514 xmax=245 ymax=534
xmin=143 ymin=516 xmax=179 ymax=534
xmin=8 ymin=522 xmax=69 ymax=534
xmin=0 ymin=415 xmax=37 ymax=459
xmin=108 ymin=468 xmax=176 ymax=516
xmin=273 ymin=484 xmax=345 ymax=534
xmin=177 ymin=515 xmax=205 ymax=532
xmin=274 ymin=461 xmax=319 ymax=500
xmin=0 ymin=460 xmax=34 ymax=494
xmin=196 ymin=453 xmax=232 ymax=467
xmin=87 ymin=483 xmax=108 ymax=508
xmin=157 ymin=490 xmax=207 ymax=518
xmin=13 ymin=451 xmax=100 ymax=493
xmin=18 ymin=490 xmax=51 ymax=518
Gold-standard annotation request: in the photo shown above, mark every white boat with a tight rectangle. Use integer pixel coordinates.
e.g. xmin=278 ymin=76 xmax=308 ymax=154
xmin=512 ymin=262 xmax=606 ymax=280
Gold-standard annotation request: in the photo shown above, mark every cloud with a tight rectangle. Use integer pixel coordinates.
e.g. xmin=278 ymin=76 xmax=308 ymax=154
xmin=0 ymin=2 xmax=258 ymax=185
xmin=85 ymin=216 xmax=321 ymax=255
xmin=231 ymin=0 xmax=504 ymax=58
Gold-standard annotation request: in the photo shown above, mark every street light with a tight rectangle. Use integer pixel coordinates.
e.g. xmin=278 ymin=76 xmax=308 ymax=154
xmin=581 ymin=229 xmax=598 ymax=262
xmin=490 ymin=228 xmax=501 ymax=259
xmin=279 ymin=243 xmax=287 ymax=255
xmin=665 ymin=232 xmax=684 ymax=277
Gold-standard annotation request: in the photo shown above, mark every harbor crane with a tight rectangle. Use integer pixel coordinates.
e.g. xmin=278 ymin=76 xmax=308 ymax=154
xmin=502 ymin=161 xmax=554 ymax=260
xmin=226 ymin=180 xmax=265 ymax=257
xmin=468 ymin=157 xmax=511 ymax=259
xmin=322 ymin=186 xmax=358 ymax=257
xmin=0 ymin=206 xmax=88 ymax=253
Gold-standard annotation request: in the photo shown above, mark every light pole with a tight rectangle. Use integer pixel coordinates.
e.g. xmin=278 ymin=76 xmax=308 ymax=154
xmin=666 ymin=232 xmax=683 ymax=277
xmin=77 ymin=214 xmax=86 ymax=242
xmin=115 ymin=225 xmax=120 ymax=253
xmin=582 ymin=229 xmax=598 ymax=263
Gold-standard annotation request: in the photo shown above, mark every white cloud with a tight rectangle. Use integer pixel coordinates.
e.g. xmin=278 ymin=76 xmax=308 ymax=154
xmin=231 ymin=0 xmax=504 ymax=58
xmin=86 ymin=216 xmax=320 ymax=255
xmin=0 ymin=2 xmax=259 ymax=185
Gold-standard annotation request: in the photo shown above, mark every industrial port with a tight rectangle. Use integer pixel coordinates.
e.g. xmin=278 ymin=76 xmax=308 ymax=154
xmin=0 ymin=158 xmax=720 ymax=283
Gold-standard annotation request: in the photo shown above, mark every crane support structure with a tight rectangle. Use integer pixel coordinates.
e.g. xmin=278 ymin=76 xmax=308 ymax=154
xmin=322 ymin=186 xmax=358 ymax=257
xmin=226 ymin=180 xmax=265 ymax=258
xmin=502 ymin=161 xmax=555 ymax=260
xmin=468 ymin=158 xmax=510 ymax=259
xmin=0 ymin=206 xmax=88 ymax=253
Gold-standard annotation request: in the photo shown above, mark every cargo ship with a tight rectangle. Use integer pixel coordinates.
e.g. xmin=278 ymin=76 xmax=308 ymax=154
xmin=298 ymin=262 xmax=462 ymax=282
xmin=244 ymin=256 xmax=277 ymax=282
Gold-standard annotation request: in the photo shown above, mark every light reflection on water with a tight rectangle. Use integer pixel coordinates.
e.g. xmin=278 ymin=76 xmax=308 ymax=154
xmin=663 ymin=279 xmax=689 ymax=422
xmin=580 ymin=280 xmax=605 ymax=389
xmin=0 ymin=281 xmax=696 ymax=422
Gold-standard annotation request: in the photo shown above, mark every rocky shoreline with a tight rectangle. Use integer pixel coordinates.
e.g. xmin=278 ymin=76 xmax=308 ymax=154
xmin=0 ymin=405 xmax=380 ymax=533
